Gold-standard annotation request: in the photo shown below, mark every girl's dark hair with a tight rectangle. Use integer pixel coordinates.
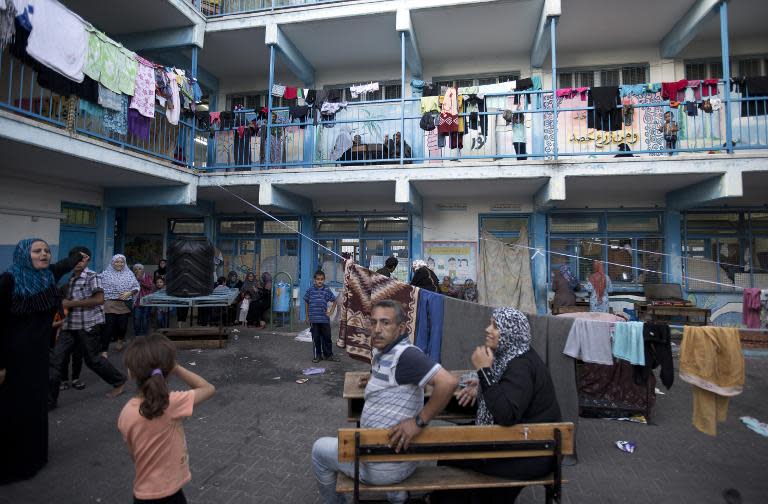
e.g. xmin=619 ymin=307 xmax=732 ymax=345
xmin=124 ymin=335 xmax=177 ymax=420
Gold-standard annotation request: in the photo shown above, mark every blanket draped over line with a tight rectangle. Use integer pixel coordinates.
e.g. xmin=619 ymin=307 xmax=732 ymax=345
xmin=337 ymin=261 xmax=420 ymax=362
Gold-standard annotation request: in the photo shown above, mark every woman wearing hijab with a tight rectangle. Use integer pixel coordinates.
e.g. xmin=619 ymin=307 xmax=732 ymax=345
xmin=241 ymin=272 xmax=258 ymax=297
xmin=409 ymin=259 xmax=440 ymax=292
xmin=226 ymin=270 xmax=243 ymax=289
xmin=552 ymin=264 xmax=578 ymax=310
xmin=153 ymin=259 xmax=167 ymax=282
xmin=0 ymin=239 xmax=83 ymax=484
xmin=584 ymin=260 xmax=612 ymax=313
xmin=432 ymin=307 xmax=561 ymax=504
xmin=102 ymin=254 xmax=140 ymax=353
xmin=246 ymin=273 xmax=272 ymax=328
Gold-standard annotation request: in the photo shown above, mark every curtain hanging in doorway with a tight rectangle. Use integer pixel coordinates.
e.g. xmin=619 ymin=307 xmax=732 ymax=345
xmin=477 ymin=227 xmax=536 ymax=312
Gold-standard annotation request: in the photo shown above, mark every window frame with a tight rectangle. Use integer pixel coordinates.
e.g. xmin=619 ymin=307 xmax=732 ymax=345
xmin=547 ymin=211 xmax=664 ymax=292
xmin=682 ymin=210 xmax=768 ymax=291
xmin=557 ymin=64 xmax=649 ymax=88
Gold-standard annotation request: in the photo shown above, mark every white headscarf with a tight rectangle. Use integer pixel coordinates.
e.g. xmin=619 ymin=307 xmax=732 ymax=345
xmin=412 ymin=259 xmax=428 ymax=270
xmin=101 ymin=254 xmax=140 ymax=300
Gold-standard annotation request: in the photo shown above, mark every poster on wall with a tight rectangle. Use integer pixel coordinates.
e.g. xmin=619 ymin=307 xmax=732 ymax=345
xmin=423 ymin=242 xmax=477 ymax=284
xmin=370 ymin=255 xmax=410 ymax=282
xmin=124 ymin=234 xmax=163 ymax=267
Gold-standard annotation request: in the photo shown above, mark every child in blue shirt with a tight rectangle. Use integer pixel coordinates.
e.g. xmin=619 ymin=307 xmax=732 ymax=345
xmin=303 ymin=270 xmax=338 ymax=363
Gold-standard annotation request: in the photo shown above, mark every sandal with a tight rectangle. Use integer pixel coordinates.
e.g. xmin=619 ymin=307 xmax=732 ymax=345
xmin=311 ymin=357 xmax=320 ymax=363
xmin=71 ymin=380 xmax=86 ymax=390
xmin=59 ymin=381 xmax=70 ymax=391
xmin=325 ymin=355 xmax=341 ymax=362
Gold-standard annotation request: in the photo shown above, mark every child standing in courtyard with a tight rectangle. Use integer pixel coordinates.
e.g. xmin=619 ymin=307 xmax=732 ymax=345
xmin=303 ymin=270 xmax=338 ymax=363
xmin=118 ymin=335 xmax=215 ymax=504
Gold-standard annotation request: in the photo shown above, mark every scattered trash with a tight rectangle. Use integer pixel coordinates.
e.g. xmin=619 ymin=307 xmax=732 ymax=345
xmin=188 ymin=362 xmax=196 ymax=366
xmin=197 ymin=416 xmax=207 ymax=421
xmin=302 ymin=367 xmax=326 ymax=376
xmin=253 ymin=335 xmax=260 ymax=340
xmin=233 ymin=334 xmax=239 ymax=341
xmin=740 ymin=416 xmax=768 ymax=437
xmin=295 ymin=378 xmax=309 ymax=384
xmin=295 ymin=328 xmax=313 ymax=342
xmin=615 ymin=441 xmax=636 ymax=453
xmin=654 ymin=387 xmax=666 ymax=395
xmin=232 ymin=329 xmax=240 ymax=333
xmin=604 ymin=415 xmax=647 ymax=424
xmin=190 ymin=349 xmax=203 ymax=354
xmin=271 ymin=376 xmax=281 ymax=380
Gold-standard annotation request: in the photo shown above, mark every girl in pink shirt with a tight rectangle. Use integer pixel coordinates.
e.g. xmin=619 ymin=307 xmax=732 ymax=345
xmin=118 ymin=335 xmax=215 ymax=504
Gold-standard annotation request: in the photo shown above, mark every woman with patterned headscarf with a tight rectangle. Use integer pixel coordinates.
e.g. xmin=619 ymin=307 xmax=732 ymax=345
xmin=101 ymin=254 xmax=140 ymax=353
xmin=584 ymin=260 xmax=612 ymax=313
xmin=0 ymin=239 xmax=84 ymax=483
xmin=552 ymin=264 xmax=578 ymax=310
xmin=433 ymin=307 xmax=561 ymax=503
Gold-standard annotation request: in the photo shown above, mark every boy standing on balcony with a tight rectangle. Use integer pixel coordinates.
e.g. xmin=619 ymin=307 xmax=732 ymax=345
xmin=659 ymin=111 xmax=679 ymax=155
xmin=304 ymin=270 xmax=339 ymax=363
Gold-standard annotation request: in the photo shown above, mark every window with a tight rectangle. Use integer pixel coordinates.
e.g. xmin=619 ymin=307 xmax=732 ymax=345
xmin=62 ymin=206 xmax=97 ymax=227
xmin=549 ymin=212 xmax=664 ymax=288
xmin=324 ymin=81 xmax=402 ymax=103
xmin=220 ymin=220 xmax=256 ymax=234
xmin=557 ymin=65 xmax=646 ymax=88
xmin=364 ymin=216 xmax=409 ymax=233
xmin=739 ymin=58 xmax=764 ymax=77
xmin=169 ymin=219 xmax=204 ymax=234
xmin=263 ymin=220 xmax=298 ymax=234
xmin=683 ymin=211 xmax=768 ymax=290
xmin=316 ymin=217 xmax=359 ymax=233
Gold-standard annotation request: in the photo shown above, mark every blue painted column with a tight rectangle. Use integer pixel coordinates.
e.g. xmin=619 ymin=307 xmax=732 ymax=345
xmin=207 ymin=93 xmax=218 ymax=167
xmin=400 ymin=32 xmax=406 ymax=166
xmin=103 ymin=207 xmax=116 ymax=269
xmin=719 ymin=0 xmax=733 ymax=153
xmin=298 ymin=214 xmax=314 ymax=322
xmin=550 ymin=17 xmax=558 ymax=160
xmin=664 ymin=209 xmax=683 ymax=289
xmin=410 ymin=211 xmax=423 ymax=261
xmin=531 ymin=212 xmax=548 ymax=314
xmin=190 ymin=46 xmax=198 ymax=167
xmin=265 ymin=45 xmax=275 ymax=170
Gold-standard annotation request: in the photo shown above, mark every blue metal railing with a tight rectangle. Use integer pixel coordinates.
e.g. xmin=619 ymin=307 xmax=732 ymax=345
xmin=195 ymin=0 xmax=349 ymax=17
xmin=1 ymin=50 xmax=197 ymax=167
xmin=199 ymin=82 xmax=768 ymax=172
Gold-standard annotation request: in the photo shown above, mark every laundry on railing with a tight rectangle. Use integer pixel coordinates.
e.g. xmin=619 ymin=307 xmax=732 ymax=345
xmin=349 ymin=82 xmax=379 ymax=98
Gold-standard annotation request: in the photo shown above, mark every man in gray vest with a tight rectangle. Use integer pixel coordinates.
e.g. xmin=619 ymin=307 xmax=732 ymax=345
xmin=311 ymin=299 xmax=458 ymax=503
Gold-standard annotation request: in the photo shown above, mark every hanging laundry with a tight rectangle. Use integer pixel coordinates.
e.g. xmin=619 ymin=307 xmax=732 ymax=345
xmin=338 ymin=261 xmax=420 ymax=363
xmin=104 ymin=94 xmax=129 ymax=136
xmin=118 ymin=48 xmax=138 ymax=96
xmin=563 ymin=318 xmax=614 ymax=365
xmin=743 ymin=288 xmax=762 ymax=329
xmin=456 ymin=85 xmax=479 ymax=96
xmin=98 ymin=39 xmax=123 ymax=94
xmin=281 ymin=86 xmax=297 ymax=100
xmin=0 ymin=0 xmax=17 ymax=51
xmin=128 ymin=108 xmax=150 ymax=142
xmin=661 ymin=80 xmax=688 ymax=101
xmin=612 ymin=321 xmax=645 ymax=366
xmin=680 ymin=326 xmax=744 ymax=436
xmin=349 ymin=82 xmax=379 ymax=98
xmin=320 ymin=101 xmax=347 ymax=115
xmin=130 ymin=58 xmax=156 ymax=118
xmin=588 ymin=86 xmax=622 ymax=132
xmin=420 ymin=96 xmax=441 ymax=114
xmin=479 ymin=81 xmax=516 ymax=109
xmin=633 ymin=323 xmax=674 ymax=390
xmin=645 ymin=82 xmax=662 ymax=94
xmin=165 ymin=70 xmax=180 ymax=126
xmin=702 ymin=79 xmax=719 ymax=97
xmin=26 ymin=0 xmax=88 ymax=82
xmin=304 ymin=89 xmax=316 ymax=106
xmin=414 ymin=290 xmax=444 ymax=362
xmin=97 ymin=84 xmax=123 ymax=111
xmin=288 ymin=105 xmax=309 ymax=129
xmin=619 ymin=84 xmax=648 ymax=98
xmin=329 ymin=125 xmax=353 ymax=161
xmin=271 ymin=84 xmax=286 ymax=98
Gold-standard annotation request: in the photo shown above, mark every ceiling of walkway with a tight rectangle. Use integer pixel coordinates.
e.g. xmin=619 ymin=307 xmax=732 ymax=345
xmin=62 ymin=0 xmax=195 ymax=34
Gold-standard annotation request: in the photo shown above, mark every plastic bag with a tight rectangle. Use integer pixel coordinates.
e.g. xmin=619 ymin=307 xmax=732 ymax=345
xmin=295 ymin=327 xmax=312 ymax=342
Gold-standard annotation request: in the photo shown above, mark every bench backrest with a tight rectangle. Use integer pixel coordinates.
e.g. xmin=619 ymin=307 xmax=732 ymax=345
xmin=338 ymin=422 xmax=574 ymax=463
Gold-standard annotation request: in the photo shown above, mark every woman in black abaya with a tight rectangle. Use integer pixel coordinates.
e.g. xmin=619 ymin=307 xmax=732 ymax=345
xmin=0 ymin=238 xmax=82 ymax=484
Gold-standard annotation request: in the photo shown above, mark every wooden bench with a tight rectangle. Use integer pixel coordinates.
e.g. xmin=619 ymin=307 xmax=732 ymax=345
xmin=336 ymin=422 xmax=574 ymax=503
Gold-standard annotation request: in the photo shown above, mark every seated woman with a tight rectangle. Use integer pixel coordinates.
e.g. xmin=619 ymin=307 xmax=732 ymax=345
xmin=431 ymin=307 xmax=561 ymax=504
xmin=552 ymin=264 xmax=578 ymax=310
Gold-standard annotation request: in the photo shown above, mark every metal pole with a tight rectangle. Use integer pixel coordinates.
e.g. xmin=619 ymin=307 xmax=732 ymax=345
xmin=190 ymin=46 xmax=198 ymax=169
xmin=400 ymin=32 xmax=406 ymax=166
xmin=550 ymin=17 xmax=558 ymax=160
xmin=720 ymin=0 xmax=733 ymax=153
xmin=266 ymin=45 xmax=275 ymax=170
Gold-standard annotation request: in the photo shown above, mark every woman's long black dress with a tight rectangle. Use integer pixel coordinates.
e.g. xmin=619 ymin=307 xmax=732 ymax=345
xmin=0 ymin=256 xmax=77 ymax=484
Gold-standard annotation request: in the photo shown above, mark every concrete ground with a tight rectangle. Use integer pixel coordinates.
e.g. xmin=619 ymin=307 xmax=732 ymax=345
xmin=1 ymin=326 xmax=766 ymax=504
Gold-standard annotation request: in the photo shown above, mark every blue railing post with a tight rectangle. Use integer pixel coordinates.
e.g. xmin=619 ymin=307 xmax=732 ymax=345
xmin=550 ymin=16 xmax=558 ymax=160
xmin=266 ymin=44 xmax=275 ymax=170
xmin=190 ymin=45 xmax=199 ymax=168
xmin=400 ymin=32 xmax=406 ymax=166
xmin=719 ymin=0 xmax=733 ymax=153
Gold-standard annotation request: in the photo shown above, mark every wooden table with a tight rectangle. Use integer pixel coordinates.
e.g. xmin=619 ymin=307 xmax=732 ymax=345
xmin=634 ymin=303 xmax=711 ymax=326
xmin=344 ymin=370 xmax=477 ymax=425
xmin=551 ymin=301 xmax=590 ymax=315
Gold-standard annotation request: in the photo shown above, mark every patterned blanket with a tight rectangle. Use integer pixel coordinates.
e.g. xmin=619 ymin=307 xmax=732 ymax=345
xmin=337 ymin=262 xmax=420 ymax=363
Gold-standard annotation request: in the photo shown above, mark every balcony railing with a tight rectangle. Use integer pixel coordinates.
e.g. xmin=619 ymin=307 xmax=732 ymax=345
xmin=199 ymin=82 xmax=768 ymax=171
xmin=1 ymin=50 xmax=197 ymax=167
xmin=3 ymin=45 xmax=767 ymax=171
xmin=193 ymin=0 xmax=348 ymax=17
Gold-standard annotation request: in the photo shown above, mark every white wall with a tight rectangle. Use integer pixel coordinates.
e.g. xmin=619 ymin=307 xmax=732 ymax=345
xmin=422 ymin=196 xmax=534 ymax=242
